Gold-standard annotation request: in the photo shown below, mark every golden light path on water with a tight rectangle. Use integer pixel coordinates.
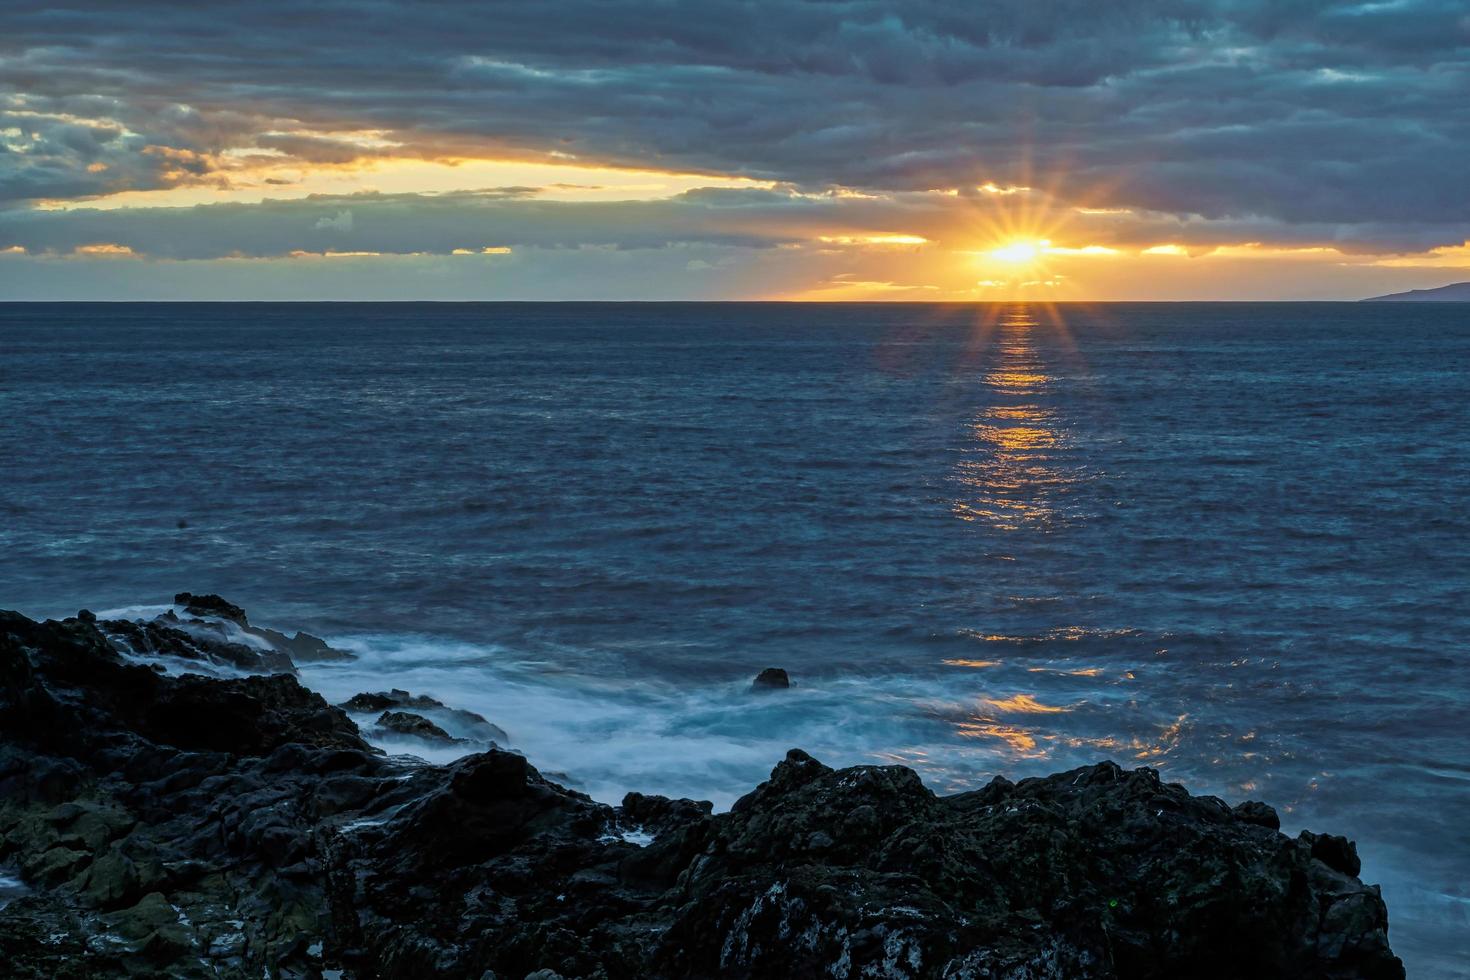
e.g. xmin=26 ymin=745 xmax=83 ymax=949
xmin=875 ymin=303 xmax=1194 ymax=783
xmin=951 ymin=304 xmax=1072 ymax=531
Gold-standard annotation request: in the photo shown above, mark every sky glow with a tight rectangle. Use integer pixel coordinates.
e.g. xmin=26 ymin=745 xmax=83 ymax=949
xmin=1 ymin=1 xmax=1467 ymax=299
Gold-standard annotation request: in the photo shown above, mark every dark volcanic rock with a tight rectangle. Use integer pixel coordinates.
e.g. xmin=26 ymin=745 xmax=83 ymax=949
xmin=647 ymin=749 xmax=1405 ymax=979
xmin=164 ymin=591 xmax=355 ymax=664
xmin=99 ymin=616 xmax=297 ymax=675
xmin=264 ymin=627 xmax=354 ymax=663
xmin=376 ymin=710 xmax=459 ymax=743
xmin=342 ymin=688 xmax=509 ymax=743
xmin=145 ymin=673 xmax=371 ymax=755
xmin=0 ymin=606 xmax=1404 ymax=980
xmin=620 ymin=791 xmax=713 ymax=838
xmin=1302 ymin=830 xmax=1362 ymax=877
xmin=342 ymin=691 xmax=399 ymax=712
xmin=173 ymin=592 xmax=248 ymax=625
xmin=750 ymin=666 xmax=790 ymax=690
xmin=1234 ymin=798 xmax=1282 ymax=829
xmin=95 ymin=589 xmax=361 ymax=675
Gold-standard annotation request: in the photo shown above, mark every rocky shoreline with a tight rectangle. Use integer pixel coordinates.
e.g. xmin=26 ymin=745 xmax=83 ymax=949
xmin=1 ymin=598 xmax=1404 ymax=978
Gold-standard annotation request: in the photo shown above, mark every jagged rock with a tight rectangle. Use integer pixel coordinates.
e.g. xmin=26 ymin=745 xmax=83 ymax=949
xmin=1302 ymin=829 xmax=1362 ymax=877
xmin=261 ymin=627 xmax=354 ymax=663
xmin=99 ymin=616 xmax=296 ymax=675
xmin=342 ymin=689 xmax=509 ymax=743
xmin=619 ymin=791 xmax=713 ymax=839
xmin=645 ymin=749 xmax=1405 ymax=979
xmin=0 ymin=606 xmax=1405 ymax=980
xmin=173 ymin=592 xmax=248 ymax=625
xmin=750 ymin=667 xmax=790 ymax=690
xmin=97 ymin=593 xmax=358 ymax=669
xmin=376 ymin=710 xmax=459 ymax=743
xmin=220 ymin=610 xmax=355 ymax=663
xmin=143 ymin=673 xmax=371 ymax=755
xmin=1234 ymin=799 xmax=1282 ymax=829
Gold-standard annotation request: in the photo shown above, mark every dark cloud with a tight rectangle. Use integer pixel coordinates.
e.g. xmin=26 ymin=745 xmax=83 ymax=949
xmin=0 ymin=189 xmax=816 ymax=259
xmin=4 ymin=185 xmax=1462 ymax=262
xmin=1 ymin=0 xmax=1467 ymax=243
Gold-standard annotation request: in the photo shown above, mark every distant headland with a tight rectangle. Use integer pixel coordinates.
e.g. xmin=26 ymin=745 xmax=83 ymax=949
xmin=1362 ymin=281 xmax=1470 ymax=302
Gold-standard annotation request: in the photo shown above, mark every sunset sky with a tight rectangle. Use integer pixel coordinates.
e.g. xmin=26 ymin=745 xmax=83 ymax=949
xmin=2 ymin=1 xmax=1468 ymax=300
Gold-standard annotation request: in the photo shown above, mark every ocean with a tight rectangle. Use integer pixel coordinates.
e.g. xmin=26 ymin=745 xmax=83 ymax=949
xmin=2 ymin=301 xmax=1467 ymax=975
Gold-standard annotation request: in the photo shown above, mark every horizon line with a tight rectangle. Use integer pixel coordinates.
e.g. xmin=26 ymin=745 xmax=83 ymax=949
xmin=1 ymin=298 xmax=1442 ymax=305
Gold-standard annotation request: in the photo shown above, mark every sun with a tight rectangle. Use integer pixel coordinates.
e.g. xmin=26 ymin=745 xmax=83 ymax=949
xmin=990 ymin=239 xmax=1049 ymax=264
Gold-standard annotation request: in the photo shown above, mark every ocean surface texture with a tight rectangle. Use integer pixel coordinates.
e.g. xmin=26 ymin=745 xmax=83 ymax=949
xmin=3 ymin=302 xmax=1467 ymax=975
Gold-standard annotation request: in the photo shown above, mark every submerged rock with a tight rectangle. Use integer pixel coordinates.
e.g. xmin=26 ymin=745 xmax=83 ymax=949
xmin=0 ymin=606 xmax=1404 ymax=979
xmin=750 ymin=667 xmax=791 ymax=690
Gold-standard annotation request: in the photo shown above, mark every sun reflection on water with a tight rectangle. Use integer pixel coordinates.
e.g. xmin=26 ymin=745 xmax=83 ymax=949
xmin=982 ymin=693 xmax=1072 ymax=714
xmin=950 ymin=304 xmax=1087 ymax=531
xmin=926 ymin=305 xmax=1206 ymax=784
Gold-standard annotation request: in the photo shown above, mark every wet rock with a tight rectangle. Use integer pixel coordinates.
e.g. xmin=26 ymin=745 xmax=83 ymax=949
xmin=342 ymin=691 xmax=398 ymax=712
xmin=173 ymin=592 xmax=249 ymax=625
xmin=1234 ymin=799 xmax=1282 ymax=829
xmin=343 ymin=689 xmax=509 ymax=743
xmin=0 ymin=606 xmax=1405 ymax=980
xmin=143 ymin=673 xmax=371 ymax=756
xmin=146 ymin=592 xmax=354 ymax=666
xmin=100 ymin=616 xmax=297 ymax=675
xmin=77 ymin=846 xmax=142 ymax=909
xmin=46 ymin=801 xmax=136 ymax=852
xmin=102 ymin=891 xmax=193 ymax=958
xmin=750 ymin=667 xmax=790 ymax=690
xmin=376 ymin=710 xmax=459 ymax=743
xmin=260 ymin=627 xmax=354 ymax=662
xmin=648 ymin=753 xmax=1405 ymax=980
xmin=619 ymin=791 xmax=713 ymax=838
xmin=20 ymin=845 xmax=90 ymax=887
xmin=1302 ymin=829 xmax=1363 ymax=876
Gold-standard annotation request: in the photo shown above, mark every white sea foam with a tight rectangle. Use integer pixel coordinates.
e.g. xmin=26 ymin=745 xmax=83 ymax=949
xmin=295 ymin=631 xmax=1036 ymax=810
xmin=0 ymin=872 xmax=31 ymax=909
xmin=73 ymin=616 xmax=1465 ymax=973
xmin=619 ymin=828 xmax=656 ymax=847
xmin=92 ymin=603 xmax=176 ymax=622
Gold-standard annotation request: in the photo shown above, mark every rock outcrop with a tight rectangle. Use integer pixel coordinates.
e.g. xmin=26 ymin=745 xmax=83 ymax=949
xmin=340 ymin=688 xmax=509 ymax=743
xmin=172 ymin=592 xmax=355 ymax=663
xmin=0 ymin=603 xmax=1405 ymax=979
xmin=751 ymin=667 xmax=791 ymax=690
xmin=94 ymin=594 xmax=353 ymax=677
xmin=375 ymin=710 xmax=459 ymax=743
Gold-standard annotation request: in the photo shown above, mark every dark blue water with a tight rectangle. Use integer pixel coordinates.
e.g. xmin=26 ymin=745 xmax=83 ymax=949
xmin=3 ymin=302 xmax=1467 ymax=974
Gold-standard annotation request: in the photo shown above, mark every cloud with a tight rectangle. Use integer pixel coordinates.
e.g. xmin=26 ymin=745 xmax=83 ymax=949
xmin=4 ymin=181 xmax=1466 ymax=267
xmin=70 ymin=241 xmax=135 ymax=257
xmin=313 ymin=209 xmax=353 ymax=231
xmin=1 ymin=0 xmax=1467 ymax=275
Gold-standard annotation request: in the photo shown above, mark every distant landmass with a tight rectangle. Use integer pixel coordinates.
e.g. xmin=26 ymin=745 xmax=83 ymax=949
xmin=1362 ymin=281 xmax=1470 ymax=301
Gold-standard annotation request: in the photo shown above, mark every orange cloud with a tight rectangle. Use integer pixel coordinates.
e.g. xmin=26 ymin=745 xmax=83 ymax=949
xmin=73 ymin=243 xmax=136 ymax=257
